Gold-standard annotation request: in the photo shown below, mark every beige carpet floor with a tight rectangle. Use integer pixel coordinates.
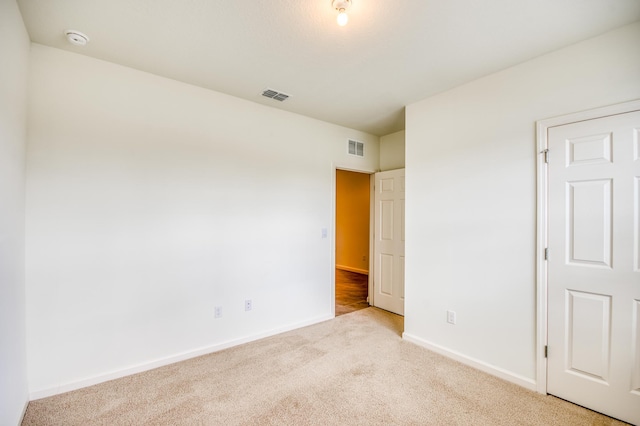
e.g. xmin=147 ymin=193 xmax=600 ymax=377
xmin=23 ymin=308 xmax=626 ymax=425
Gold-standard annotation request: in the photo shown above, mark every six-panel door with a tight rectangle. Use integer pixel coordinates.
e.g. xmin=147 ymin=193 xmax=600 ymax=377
xmin=547 ymin=111 xmax=640 ymax=425
xmin=373 ymin=169 xmax=405 ymax=315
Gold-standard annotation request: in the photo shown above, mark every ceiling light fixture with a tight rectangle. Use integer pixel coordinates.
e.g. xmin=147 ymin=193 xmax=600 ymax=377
xmin=332 ymin=0 xmax=352 ymax=26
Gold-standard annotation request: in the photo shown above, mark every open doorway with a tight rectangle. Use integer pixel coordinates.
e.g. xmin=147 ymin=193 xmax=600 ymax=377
xmin=335 ymin=169 xmax=371 ymax=316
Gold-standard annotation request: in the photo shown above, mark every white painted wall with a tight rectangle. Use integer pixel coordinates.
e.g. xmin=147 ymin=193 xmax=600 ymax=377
xmin=404 ymin=22 xmax=640 ymax=385
xmin=26 ymin=44 xmax=379 ymax=396
xmin=0 ymin=1 xmax=30 ymax=423
xmin=379 ymin=130 xmax=405 ymax=171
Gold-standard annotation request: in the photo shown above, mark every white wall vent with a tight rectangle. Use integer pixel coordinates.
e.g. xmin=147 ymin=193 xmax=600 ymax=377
xmin=261 ymin=88 xmax=290 ymax=102
xmin=348 ymin=139 xmax=364 ymax=157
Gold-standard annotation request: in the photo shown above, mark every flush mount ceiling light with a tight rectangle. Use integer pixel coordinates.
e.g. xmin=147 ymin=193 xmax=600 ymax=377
xmin=332 ymin=0 xmax=352 ymax=26
xmin=64 ymin=30 xmax=89 ymax=46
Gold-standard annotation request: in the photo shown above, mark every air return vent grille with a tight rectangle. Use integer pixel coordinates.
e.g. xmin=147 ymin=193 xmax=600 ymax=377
xmin=348 ymin=139 xmax=364 ymax=157
xmin=261 ymin=88 xmax=290 ymax=102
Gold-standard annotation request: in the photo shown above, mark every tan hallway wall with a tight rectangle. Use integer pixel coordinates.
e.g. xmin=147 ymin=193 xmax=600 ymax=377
xmin=336 ymin=170 xmax=370 ymax=274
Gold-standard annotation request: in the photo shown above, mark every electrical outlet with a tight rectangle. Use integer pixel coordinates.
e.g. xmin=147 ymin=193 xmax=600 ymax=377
xmin=214 ymin=306 xmax=222 ymax=319
xmin=245 ymin=299 xmax=252 ymax=311
xmin=362 ymin=255 xmax=367 ymax=261
xmin=446 ymin=310 xmax=456 ymax=325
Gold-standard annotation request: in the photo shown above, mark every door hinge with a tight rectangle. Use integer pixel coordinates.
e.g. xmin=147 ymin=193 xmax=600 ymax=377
xmin=544 ymin=248 xmax=549 ymax=260
xmin=541 ymin=149 xmax=549 ymax=163
xmin=544 ymin=345 xmax=548 ymax=358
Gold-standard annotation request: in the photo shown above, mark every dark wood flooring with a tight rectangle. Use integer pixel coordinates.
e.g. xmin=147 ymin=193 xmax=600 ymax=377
xmin=335 ymin=269 xmax=369 ymax=316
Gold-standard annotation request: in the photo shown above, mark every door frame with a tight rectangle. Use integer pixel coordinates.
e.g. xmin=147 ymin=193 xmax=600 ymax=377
xmin=331 ymin=164 xmax=377 ymax=317
xmin=535 ymin=99 xmax=640 ymax=394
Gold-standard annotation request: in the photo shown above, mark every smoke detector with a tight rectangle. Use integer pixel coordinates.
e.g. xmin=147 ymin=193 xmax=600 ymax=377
xmin=64 ymin=30 xmax=89 ymax=46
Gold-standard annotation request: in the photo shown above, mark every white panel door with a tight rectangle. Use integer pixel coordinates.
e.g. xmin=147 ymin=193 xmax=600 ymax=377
xmin=547 ymin=111 xmax=640 ymax=425
xmin=373 ymin=169 xmax=405 ymax=315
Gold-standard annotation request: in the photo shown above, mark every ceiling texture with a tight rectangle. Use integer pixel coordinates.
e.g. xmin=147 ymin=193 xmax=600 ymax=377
xmin=17 ymin=0 xmax=640 ymax=136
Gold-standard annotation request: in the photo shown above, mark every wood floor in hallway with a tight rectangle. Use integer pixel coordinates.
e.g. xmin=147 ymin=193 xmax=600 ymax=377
xmin=335 ymin=269 xmax=369 ymax=316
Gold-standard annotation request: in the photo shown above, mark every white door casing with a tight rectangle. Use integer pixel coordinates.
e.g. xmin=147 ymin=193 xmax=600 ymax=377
xmin=373 ymin=169 xmax=405 ymax=315
xmin=545 ymin=109 xmax=640 ymax=425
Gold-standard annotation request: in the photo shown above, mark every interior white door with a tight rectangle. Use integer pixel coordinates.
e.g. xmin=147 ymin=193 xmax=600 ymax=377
xmin=547 ymin=110 xmax=640 ymax=425
xmin=373 ymin=168 xmax=405 ymax=315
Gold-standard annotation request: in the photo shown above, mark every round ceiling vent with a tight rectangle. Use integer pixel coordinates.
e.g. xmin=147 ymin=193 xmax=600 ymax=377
xmin=64 ymin=30 xmax=89 ymax=46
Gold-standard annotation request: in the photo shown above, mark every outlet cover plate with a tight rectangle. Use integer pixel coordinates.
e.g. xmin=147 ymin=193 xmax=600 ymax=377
xmin=446 ymin=310 xmax=456 ymax=325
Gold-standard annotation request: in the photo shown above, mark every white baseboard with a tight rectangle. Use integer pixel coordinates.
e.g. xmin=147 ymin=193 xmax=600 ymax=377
xmin=402 ymin=332 xmax=537 ymax=392
xmin=19 ymin=398 xmax=29 ymax=425
xmin=335 ymin=264 xmax=369 ymax=275
xmin=30 ymin=313 xmax=334 ymax=400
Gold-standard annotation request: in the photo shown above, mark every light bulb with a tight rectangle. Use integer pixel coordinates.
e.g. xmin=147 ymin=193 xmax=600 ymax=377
xmin=337 ymin=9 xmax=348 ymax=26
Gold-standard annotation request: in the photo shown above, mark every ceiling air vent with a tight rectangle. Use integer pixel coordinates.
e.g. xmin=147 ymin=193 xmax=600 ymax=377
xmin=262 ymin=88 xmax=290 ymax=102
xmin=348 ymin=139 xmax=364 ymax=157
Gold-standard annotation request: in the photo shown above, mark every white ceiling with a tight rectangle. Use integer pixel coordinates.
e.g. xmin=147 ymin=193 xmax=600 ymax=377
xmin=17 ymin=0 xmax=640 ymax=136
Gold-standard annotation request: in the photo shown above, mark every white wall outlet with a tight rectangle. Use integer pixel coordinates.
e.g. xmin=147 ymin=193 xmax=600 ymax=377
xmin=214 ymin=306 xmax=222 ymax=318
xmin=245 ymin=299 xmax=252 ymax=311
xmin=446 ymin=310 xmax=456 ymax=325
xmin=321 ymin=228 xmax=328 ymax=239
